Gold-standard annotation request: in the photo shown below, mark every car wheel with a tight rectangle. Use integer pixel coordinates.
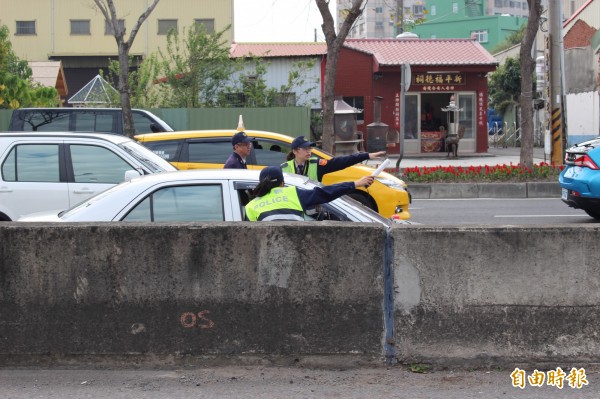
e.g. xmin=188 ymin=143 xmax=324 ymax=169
xmin=347 ymin=191 xmax=376 ymax=211
xmin=584 ymin=208 xmax=600 ymax=220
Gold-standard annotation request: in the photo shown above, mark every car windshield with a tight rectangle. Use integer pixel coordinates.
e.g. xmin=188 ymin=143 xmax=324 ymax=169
xmin=119 ymin=141 xmax=176 ymax=173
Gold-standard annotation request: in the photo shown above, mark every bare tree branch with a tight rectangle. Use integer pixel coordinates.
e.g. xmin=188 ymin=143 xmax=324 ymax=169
xmin=316 ymin=0 xmax=366 ymax=153
xmin=92 ymin=0 xmax=160 ymax=137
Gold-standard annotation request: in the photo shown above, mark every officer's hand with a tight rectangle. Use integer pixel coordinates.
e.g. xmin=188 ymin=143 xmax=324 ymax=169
xmin=354 ymin=176 xmax=375 ymax=188
xmin=369 ymin=151 xmax=386 ymax=159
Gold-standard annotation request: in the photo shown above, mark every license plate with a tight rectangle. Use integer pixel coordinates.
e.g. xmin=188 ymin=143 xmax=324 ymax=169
xmin=562 ymin=188 xmax=568 ymax=200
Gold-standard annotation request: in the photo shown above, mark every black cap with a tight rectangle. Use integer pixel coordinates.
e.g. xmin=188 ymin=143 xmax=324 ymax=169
xmin=232 ymin=131 xmax=253 ymax=146
xmin=291 ymin=136 xmax=316 ymax=149
xmin=259 ymin=166 xmax=284 ymax=184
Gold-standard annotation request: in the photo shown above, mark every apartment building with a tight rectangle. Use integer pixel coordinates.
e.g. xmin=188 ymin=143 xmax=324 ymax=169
xmin=337 ymin=0 xmax=587 ymax=41
xmin=1 ymin=0 xmax=233 ymax=103
xmin=337 ymin=0 xmax=427 ymax=39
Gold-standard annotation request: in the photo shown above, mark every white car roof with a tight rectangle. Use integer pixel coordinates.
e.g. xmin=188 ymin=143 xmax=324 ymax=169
xmin=124 ymin=168 xmax=312 ymax=187
xmin=0 ymin=132 xmax=132 ymax=144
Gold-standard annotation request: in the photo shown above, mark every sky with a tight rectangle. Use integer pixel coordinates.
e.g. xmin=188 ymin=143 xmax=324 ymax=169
xmin=234 ymin=0 xmax=337 ymax=43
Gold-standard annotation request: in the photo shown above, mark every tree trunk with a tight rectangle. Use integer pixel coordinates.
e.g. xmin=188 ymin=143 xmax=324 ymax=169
xmin=519 ymin=0 xmax=542 ymax=168
xmin=316 ymin=0 xmax=365 ymax=153
xmin=93 ymin=0 xmax=160 ymax=138
xmin=118 ymin=43 xmax=135 ymax=138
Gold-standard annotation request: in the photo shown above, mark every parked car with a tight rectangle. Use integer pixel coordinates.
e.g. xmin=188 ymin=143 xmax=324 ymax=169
xmin=18 ymin=169 xmax=407 ymax=226
xmin=0 ymin=132 xmax=177 ymax=221
xmin=135 ymin=130 xmax=411 ymax=220
xmin=559 ymin=137 xmax=600 ymax=219
xmin=8 ymin=108 xmax=173 ymax=135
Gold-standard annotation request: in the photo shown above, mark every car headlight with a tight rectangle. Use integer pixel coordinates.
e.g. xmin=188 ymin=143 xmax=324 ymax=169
xmin=375 ymin=177 xmax=407 ymax=190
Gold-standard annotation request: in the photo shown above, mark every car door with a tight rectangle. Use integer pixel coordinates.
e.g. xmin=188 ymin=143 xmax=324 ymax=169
xmin=114 ymin=180 xmax=237 ymax=222
xmin=0 ymin=142 xmax=69 ymax=220
xmin=66 ymin=143 xmax=141 ymax=207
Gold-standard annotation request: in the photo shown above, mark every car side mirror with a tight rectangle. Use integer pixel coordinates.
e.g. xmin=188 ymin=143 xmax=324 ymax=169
xmin=150 ymin=123 xmax=161 ymax=133
xmin=124 ymin=169 xmax=142 ymax=181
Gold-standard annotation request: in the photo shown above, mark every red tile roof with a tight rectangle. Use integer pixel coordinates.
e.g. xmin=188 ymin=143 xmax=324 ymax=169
xmin=230 ymin=42 xmax=327 ymax=58
xmin=343 ymin=38 xmax=497 ymax=66
xmin=230 ymin=39 xmax=497 ymax=66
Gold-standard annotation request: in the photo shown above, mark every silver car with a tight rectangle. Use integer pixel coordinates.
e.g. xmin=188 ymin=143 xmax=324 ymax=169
xmin=18 ymin=169 xmax=403 ymax=226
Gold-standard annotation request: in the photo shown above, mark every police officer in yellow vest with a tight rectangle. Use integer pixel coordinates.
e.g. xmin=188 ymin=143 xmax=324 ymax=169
xmin=281 ymin=136 xmax=386 ymax=182
xmin=246 ymin=166 xmax=375 ymax=222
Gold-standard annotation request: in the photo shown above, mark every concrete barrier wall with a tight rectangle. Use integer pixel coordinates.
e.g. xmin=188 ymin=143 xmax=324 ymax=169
xmin=0 ymin=223 xmax=386 ymax=360
xmin=392 ymin=225 xmax=600 ymax=366
xmin=1 ymin=223 xmax=600 ymax=366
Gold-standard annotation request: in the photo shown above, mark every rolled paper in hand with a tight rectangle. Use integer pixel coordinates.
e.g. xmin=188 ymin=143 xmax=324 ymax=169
xmin=371 ymin=158 xmax=391 ymax=177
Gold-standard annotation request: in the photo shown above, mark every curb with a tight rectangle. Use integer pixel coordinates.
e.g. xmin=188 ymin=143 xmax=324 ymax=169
xmin=408 ymin=182 xmax=561 ymax=199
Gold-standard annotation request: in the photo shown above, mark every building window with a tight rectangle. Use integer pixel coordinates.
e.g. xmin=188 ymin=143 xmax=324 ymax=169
xmin=452 ymin=3 xmax=459 ymax=13
xmin=16 ymin=21 xmax=36 ymax=35
xmin=495 ymin=0 xmax=503 ymax=6
xmin=413 ymin=5 xmax=425 ymax=16
xmin=71 ymin=20 xmax=91 ymax=35
xmin=471 ymin=30 xmax=488 ymax=43
xmin=105 ymin=19 xmax=125 ymax=35
xmin=158 ymin=19 xmax=178 ymax=35
xmin=431 ymin=5 xmax=436 ymax=15
xmin=194 ymin=18 xmax=215 ymax=33
xmin=375 ymin=6 xmax=383 ymax=13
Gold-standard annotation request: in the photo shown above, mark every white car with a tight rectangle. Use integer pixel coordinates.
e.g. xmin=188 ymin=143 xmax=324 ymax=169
xmin=18 ymin=169 xmax=402 ymax=226
xmin=0 ymin=132 xmax=176 ymax=221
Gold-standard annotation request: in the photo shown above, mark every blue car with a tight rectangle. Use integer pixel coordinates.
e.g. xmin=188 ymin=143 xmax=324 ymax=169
xmin=559 ymin=137 xmax=600 ymax=219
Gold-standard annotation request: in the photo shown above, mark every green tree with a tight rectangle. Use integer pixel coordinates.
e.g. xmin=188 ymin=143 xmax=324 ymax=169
xmin=0 ymin=25 xmax=59 ymax=108
xmin=104 ymin=53 xmax=165 ymax=108
xmin=157 ymin=24 xmax=236 ymax=108
xmin=488 ymin=57 xmax=521 ymax=114
xmin=491 ymin=23 xmax=526 ymax=54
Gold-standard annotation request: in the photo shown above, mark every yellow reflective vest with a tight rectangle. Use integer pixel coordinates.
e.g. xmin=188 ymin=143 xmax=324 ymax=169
xmin=245 ymin=186 xmax=304 ymax=221
xmin=281 ymin=158 xmax=319 ymax=181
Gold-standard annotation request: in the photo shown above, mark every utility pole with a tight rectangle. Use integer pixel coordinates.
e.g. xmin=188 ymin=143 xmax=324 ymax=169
xmin=548 ymin=0 xmax=566 ymax=164
xmin=395 ymin=0 xmax=404 ymax=36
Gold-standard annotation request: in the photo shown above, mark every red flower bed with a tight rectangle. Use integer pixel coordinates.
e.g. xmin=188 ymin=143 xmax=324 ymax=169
xmin=386 ymin=162 xmax=565 ymax=183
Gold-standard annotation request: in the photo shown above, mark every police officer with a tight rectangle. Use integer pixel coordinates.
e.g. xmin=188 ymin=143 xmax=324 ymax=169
xmin=280 ymin=136 xmax=386 ymax=182
xmin=224 ymin=131 xmax=253 ymax=169
xmin=245 ymin=166 xmax=374 ymax=222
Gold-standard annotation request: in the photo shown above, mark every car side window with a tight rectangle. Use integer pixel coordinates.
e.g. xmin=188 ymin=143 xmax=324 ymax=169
xmin=251 ymin=139 xmax=290 ymax=166
xmin=141 ymin=140 xmax=180 ymax=161
xmin=133 ymin=112 xmax=159 ymax=134
xmin=1 ymin=144 xmax=60 ymax=182
xmin=122 ymin=184 xmax=225 ymax=222
xmin=74 ymin=112 xmax=114 ymax=133
xmin=69 ymin=144 xmax=134 ymax=184
xmin=21 ymin=112 xmax=70 ymax=132
xmin=188 ymin=141 xmax=231 ymax=164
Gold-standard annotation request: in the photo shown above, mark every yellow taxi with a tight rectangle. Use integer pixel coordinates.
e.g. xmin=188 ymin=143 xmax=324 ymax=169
xmin=135 ymin=130 xmax=411 ymax=220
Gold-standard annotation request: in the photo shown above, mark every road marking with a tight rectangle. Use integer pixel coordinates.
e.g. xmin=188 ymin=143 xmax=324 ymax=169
xmin=494 ymin=215 xmax=588 ymax=218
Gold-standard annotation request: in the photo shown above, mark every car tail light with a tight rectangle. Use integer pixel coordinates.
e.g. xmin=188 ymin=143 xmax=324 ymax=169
xmin=565 ymin=154 xmax=599 ymax=170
